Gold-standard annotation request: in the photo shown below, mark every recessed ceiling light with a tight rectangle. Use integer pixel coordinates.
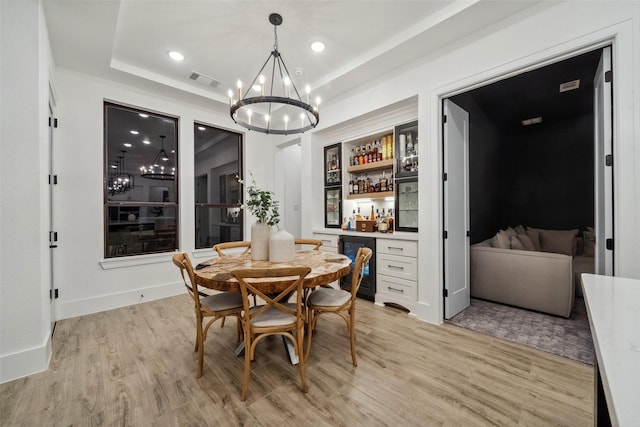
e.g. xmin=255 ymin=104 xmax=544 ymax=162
xmin=294 ymin=68 xmax=304 ymax=76
xmin=311 ymin=41 xmax=325 ymax=52
xmin=142 ymin=139 xmax=151 ymax=144
xmin=138 ymin=113 xmax=149 ymax=118
xmin=130 ymin=130 xmax=139 ymax=135
xmin=521 ymin=117 xmax=543 ymax=126
xmin=123 ymin=143 xmax=132 ymax=147
xmin=198 ymin=126 xmax=206 ymax=131
xmin=168 ymin=51 xmax=185 ymax=61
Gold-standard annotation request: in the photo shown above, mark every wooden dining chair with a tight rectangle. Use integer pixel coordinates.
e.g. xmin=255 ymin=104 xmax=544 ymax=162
xmin=172 ymin=253 xmax=243 ymax=378
xmin=212 ymin=241 xmax=251 ymax=256
xmin=294 ymin=239 xmax=323 ymax=250
xmin=305 ymin=247 xmax=372 ymax=367
xmin=231 ymin=266 xmax=312 ymax=401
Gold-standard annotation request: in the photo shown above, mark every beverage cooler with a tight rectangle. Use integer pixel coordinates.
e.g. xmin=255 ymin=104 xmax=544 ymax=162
xmin=339 ymin=235 xmax=376 ymax=300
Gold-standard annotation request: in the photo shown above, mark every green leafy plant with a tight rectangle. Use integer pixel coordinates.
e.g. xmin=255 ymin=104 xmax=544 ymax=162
xmin=238 ymin=173 xmax=280 ymax=227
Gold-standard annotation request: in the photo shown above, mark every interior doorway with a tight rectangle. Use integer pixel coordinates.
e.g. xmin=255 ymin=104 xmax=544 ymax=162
xmin=442 ymin=46 xmax=613 ymax=319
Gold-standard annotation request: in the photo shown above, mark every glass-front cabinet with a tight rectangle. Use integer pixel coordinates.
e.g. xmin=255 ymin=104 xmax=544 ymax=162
xmin=324 ymin=187 xmax=342 ymax=228
xmin=395 ymin=178 xmax=418 ymax=232
xmin=395 ymin=120 xmax=418 ymax=178
xmin=324 ymin=143 xmax=342 ymax=186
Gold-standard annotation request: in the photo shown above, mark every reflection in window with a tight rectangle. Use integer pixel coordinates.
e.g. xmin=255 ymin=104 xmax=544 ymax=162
xmin=194 ymin=123 xmax=243 ymax=249
xmin=104 ymin=102 xmax=179 ymax=257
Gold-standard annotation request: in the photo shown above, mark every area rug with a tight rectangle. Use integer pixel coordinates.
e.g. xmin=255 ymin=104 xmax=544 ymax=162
xmin=447 ymin=297 xmax=594 ymax=365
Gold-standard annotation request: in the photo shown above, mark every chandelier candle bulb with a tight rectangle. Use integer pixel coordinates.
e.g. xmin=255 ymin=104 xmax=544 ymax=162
xmin=259 ymin=75 xmax=265 ymax=96
xmin=247 ymin=109 xmax=252 ymax=125
xmin=228 ymin=89 xmax=233 ymax=106
xmin=237 ymin=80 xmax=243 ymax=101
xmin=305 ymin=85 xmax=311 ymax=103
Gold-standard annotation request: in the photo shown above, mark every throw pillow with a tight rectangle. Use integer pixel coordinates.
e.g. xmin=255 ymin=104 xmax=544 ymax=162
xmin=538 ymin=229 xmax=579 ymax=256
xmin=584 ymin=230 xmax=595 ymax=257
xmin=510 ymin=235 xmax=525 ymax=250
xmin=504 ymin=227 xmax=517 ymax=238
xmin=525 ymin=227 xmax=542 ymax=251
xmin=514 ymin=224 xmax=526 ymax=235
xmin=516 ymin=233 xmax=537 ymax=251
xmin=490 ymin=230 xmax=511 ymax=249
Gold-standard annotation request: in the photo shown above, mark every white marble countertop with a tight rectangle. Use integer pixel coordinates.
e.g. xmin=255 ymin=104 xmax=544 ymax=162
xmin=581 ymin=273 xmax=640 ymax=426
xmin=313 ymin=228 xmax=418 ymax=241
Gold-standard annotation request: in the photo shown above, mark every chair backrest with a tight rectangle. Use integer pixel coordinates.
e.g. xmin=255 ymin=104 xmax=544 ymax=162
xmin=232 ymin=266 xmax=311 ymax=324
xmin=213 ymin=241 xmax=251 ymax=256
xmin=349 ymin=247 xmax=373 ymax=298
xmin=172 ymin=252 xmax=202 ymax=311
xmin=294 ymin=239 xmax=323 ymax=250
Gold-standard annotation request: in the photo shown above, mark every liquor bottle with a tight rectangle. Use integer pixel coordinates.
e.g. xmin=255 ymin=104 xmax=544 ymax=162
xmin=380 ymin=171 xmax=387 ymax=192
xmin=358 ymin=147 xmax=364 ymax=165
xmin=356 ymin=207 xmax=362 ymax=221
xmin=353 ymin=175 xmax=358 ymax=194
xmin=388 ymin=173 xmax=394 ymax=192
xmin=342 ymin=217 xmax=348 ymax=231
xmin=406 ymin=133 xmax=414 ymax=156
xmin=381 ymin=136 xmax=387 ymax=160
xmin=373 ymin=141 xmax=378 ymax=162
xmin=348 ymin=176 xmax=354 ymax=195
xmin=351 ymin=148 xmax=356 ymax=166
xmin=388 ymin=209 xmax=394 ymax=233
xmin=389 ymin=134 xmax=394 ymax=159
xmin=366 ymin=175 xmax=373 ymax=193
xmin=370 ymin=205 xmax=375 ymax=221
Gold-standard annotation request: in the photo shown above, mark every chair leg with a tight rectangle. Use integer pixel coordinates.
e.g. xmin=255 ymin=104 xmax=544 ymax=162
xmin=297 ymin=326 xmax=309 ymax=393
xmin=349 ymin=314 xmax=357 ymax=367
xmin=221 ymin=317 xmax=226 ymax=327
xmin=196 ymin=323 xmax=205 ymax=377
xmin=241 ymin=330 xmax=252 ymax=401
xmin=304 ymin=308 xmax=315 ymax=362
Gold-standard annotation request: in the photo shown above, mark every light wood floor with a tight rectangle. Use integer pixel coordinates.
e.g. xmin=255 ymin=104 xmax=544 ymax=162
xmin=1 ymin=295 xmax=593 ymax=426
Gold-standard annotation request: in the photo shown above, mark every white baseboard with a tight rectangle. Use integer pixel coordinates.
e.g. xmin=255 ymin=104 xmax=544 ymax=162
xmin=56 ymin=281 xmax=184 ymax=320
xmin=1 ymin=333 xmax=52 ymax=384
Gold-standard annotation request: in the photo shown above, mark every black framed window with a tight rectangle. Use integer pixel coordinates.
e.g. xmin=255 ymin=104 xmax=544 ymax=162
xmin=104 ymin=102 xmax=179 ymax=258
xmin=194 ymin=122 xmax=243 ymax=249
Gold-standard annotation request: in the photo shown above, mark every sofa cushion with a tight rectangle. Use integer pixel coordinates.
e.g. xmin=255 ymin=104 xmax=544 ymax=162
xmin=510 ymin=235 xmax=525 ymax=250
xmin=504 ymin=227 xmax=518 ymax=238
xmin=538 ymin=229 xmax=579 ymax=256
xmin=514 ymin=224 xmax=526 ymax=235
xmin=525 ymin=227 xmax=542 ymax=251
xmin=490 ymin=230 xmax=511 ymax=249
xmin=516 ymin=234 xmax=537 ymax=251
xmin=583 ymin=230 xmax=595 ymax=257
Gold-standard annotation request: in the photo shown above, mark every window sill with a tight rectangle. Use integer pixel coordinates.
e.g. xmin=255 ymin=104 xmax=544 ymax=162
xmin=99 ymin=251 xmax=177 ymax=270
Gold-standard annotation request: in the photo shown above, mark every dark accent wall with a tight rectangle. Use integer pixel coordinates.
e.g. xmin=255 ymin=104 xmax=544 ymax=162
xmin=451 ymin=98 xmax=595 ymax=244
xmin=498 ymin=114 xmax=594 ymax=231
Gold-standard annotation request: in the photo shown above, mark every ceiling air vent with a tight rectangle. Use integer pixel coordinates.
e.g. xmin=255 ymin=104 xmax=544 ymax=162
xmin=189 ymin=71 xmax=222 ymax=88
xmin=559 ymin=79 xmax=580 ymax=93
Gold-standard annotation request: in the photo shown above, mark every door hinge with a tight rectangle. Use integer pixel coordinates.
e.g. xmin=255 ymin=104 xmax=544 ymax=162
xmin=443 ymin=288 xmax=448 ymax=298
xmin=605 ymin=154 xmax=613 ymax=167
xmin=49 ymin=175 xmax=58 ymax=185
xmin=443 ymin=230 xmax=448 ymax=239
xmin=605 ymin=70 xmax=612 ymax=83
xmin=443 ymin=172 xmax=448 ymax=181
xmin=466 ymin=230 xmax=471 ymax=237
xmin=48 ymin=117 xmax=58 ymax=128
xmin=606 ymin=238 xmax=614 ymax=250
xmin=49 ymin=231 xmax=58 ymax=242
xmin=50 ymin=289 xmax=59 ymax=299
xmin=443 ymin=115 xmax=447 ymax=124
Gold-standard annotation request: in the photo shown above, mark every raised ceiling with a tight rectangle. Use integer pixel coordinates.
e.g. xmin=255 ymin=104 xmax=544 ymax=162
xmin=43 ymin=0 xmax=544 ymax=113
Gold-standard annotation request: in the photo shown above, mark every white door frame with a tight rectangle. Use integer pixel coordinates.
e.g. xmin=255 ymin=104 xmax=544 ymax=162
xmin=427 ymin=27 xmax=631 ymax=322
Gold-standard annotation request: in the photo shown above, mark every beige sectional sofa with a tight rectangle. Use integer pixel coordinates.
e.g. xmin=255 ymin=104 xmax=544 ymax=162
xmin=470 ymin=239 xmax=575 ymax=317
xmin=470 ymin=226 xmax=594 ymax=318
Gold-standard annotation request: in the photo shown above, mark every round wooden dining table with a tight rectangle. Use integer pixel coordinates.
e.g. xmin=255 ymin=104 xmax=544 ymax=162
xmin=194 ymin=250 xmax=352 ymax=293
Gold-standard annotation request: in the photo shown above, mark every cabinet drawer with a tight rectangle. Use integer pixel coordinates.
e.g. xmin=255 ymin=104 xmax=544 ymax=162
xmin=377 ymin=253 xmax=417 ymax=281
xmin=313 ymin=233 xmax=339 ymax=248
xmin=377 ymin=239 xmax=417 ymax=257
xmin=376 ymin=274 xmax=417 ymax=299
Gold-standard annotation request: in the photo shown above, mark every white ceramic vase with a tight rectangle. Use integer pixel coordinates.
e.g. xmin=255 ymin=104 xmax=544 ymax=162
xmin=251 ymin=222 xmax=272 ymax=261
xmin=269 ymin=228 xmax=295 ymax=263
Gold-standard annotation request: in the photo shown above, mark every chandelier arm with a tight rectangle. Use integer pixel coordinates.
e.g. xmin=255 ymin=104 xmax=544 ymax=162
xmin=277 ymin=53 xmax=303 ymax=101
xmin=244 ymin=51 xmax=275 ymax=99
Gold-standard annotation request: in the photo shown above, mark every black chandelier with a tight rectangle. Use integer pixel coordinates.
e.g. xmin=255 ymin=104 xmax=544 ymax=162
xmin=229 ymin=13 xmax=320 ymax=135
xmin=108 ymin=150 xmax=134 ymax=195
xmin=139 ymin=135 xmax=175 ymax=180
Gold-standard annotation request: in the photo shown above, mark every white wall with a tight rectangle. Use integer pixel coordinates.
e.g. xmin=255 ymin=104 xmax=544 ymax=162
xmin=0 ymin=0 xmax=54 ymax=382
xmin=303 ymin=1 xmax=640 ymax=323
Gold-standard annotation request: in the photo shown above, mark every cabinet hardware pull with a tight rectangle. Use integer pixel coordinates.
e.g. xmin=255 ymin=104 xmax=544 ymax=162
xmin=321 ymin=239 xmax=331 ymax=243
xmin=388 ymin=287 xmax=404 ymax=293
xmin=388 ymin=246 xmax=404 ymax=251
xmin=388 ymin=265 xmax=404 ymax=270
